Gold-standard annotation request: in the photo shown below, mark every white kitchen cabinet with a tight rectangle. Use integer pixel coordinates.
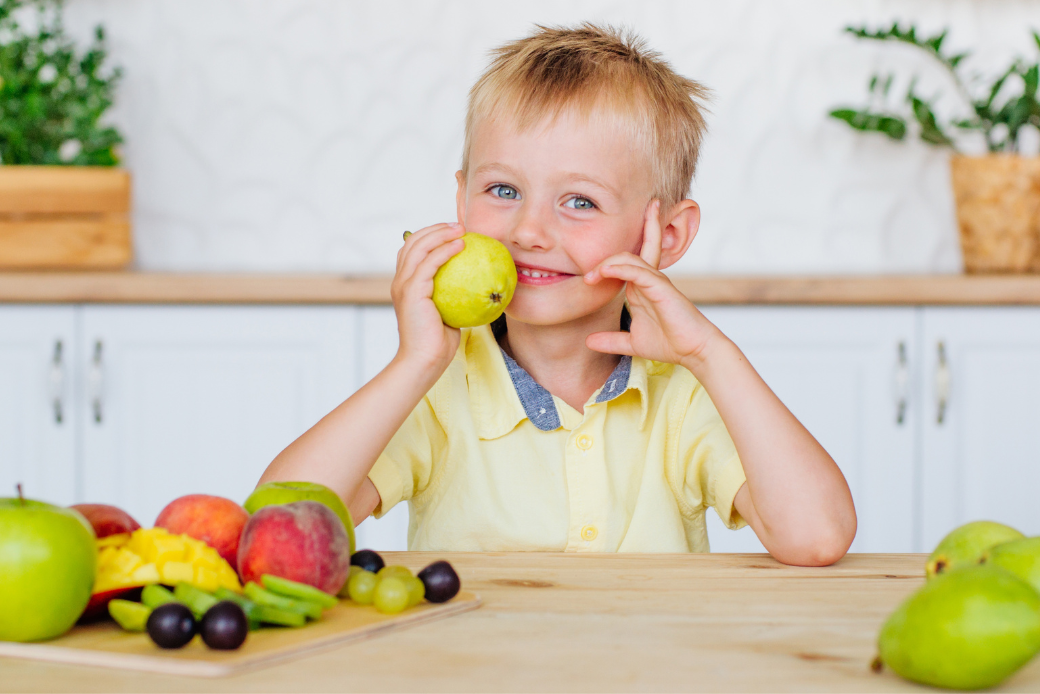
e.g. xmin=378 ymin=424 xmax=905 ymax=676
xmin=700 ymin=307 xmax=920 ymax=553
xmin=920 ymin=308 xmax=1040 ymax=548
xmin=352 ymin=306 xmax=409 ymax=552
xmin=4 ymin=300 xmax=1037 ymax=557
xmin=79 ymin=306 xmax=358 ymax=526
xmin=0 ymin=306 xmax=78 ymax=505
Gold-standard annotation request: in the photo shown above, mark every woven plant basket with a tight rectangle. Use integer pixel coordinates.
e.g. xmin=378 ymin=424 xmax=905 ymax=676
xmin=950 ymin=154 xmax=1040 ymax=273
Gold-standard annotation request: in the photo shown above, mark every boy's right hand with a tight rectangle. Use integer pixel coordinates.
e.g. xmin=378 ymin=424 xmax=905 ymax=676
xmin=391 ymin=222 xmax=466 ymax=373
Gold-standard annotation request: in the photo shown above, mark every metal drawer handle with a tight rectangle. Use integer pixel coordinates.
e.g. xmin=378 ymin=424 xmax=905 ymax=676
xmin=936 ymin=341 xmax=950 ymax=425
xmin=894 ymin=341 xmax=908 ymax=425
xmin=48 ymin=340 xmax=64 ymax=425
xmin=88 ymin=340 xmax=104 ymax=424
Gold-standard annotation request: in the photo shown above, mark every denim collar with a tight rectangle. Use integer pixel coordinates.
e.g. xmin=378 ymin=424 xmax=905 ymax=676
xmin=500 ymin=349 xmax=633 ymax=432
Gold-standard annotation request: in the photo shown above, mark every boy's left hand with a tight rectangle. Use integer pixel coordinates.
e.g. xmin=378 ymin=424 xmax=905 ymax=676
xmin=584 ymin=200 xmax=719 ymax=368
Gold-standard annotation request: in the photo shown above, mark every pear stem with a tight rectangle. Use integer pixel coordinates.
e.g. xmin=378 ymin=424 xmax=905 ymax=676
xmin=16 ymin=482 xmax=24 ymax=506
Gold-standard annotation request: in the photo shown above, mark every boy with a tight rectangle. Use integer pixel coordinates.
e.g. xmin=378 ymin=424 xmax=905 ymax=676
xmin=259 ymin=24 xmax=856 ymax=565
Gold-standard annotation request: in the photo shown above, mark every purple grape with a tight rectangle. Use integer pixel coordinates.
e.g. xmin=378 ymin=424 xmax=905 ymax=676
xmin=146 ymin=603 xmax=196 ymax=649
xmin=417 ymin=561 xmax=460 ymax=603
xmin=200 ymin=601 xmax=248 ymax=650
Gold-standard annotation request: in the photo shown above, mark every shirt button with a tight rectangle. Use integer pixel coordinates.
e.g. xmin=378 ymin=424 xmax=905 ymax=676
xmin=581 ymin=525 xmax=598 ymax=541
xmin=576 ymin=434 xmax=593 ymax=451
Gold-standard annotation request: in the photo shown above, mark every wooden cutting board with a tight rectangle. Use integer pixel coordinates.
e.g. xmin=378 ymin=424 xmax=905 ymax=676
xmin=0 ymin=591 xmax=480 ymax=678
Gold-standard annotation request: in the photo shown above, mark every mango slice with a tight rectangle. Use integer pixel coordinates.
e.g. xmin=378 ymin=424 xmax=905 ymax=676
xmin=93 ymin=527 xmax=242 ymax=595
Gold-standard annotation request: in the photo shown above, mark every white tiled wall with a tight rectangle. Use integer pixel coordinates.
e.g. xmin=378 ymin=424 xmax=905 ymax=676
xmin=62 ymin=0 xmax=1040 ymax=274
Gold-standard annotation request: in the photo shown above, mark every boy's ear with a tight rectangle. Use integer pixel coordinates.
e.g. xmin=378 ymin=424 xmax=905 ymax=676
xmin=455 ymin=170 xmax=466 ymax=224
xmin=658 ymin=199 xmax=700 ymax=271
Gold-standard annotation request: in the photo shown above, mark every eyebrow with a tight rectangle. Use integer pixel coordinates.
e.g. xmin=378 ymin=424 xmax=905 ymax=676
xmin=564 ymin=173 xmax=620 ymax=200
xmin=472 ymin=164 xmax=621 ymax=200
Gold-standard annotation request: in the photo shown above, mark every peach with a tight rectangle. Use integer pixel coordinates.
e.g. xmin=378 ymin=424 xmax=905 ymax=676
xmin=70 ymin=503 xmax=141 ymax=538
xmin=237 ymin=500 xmax=351 ymax=594
xmin=154 ymin=494 xmax=249 ymax=569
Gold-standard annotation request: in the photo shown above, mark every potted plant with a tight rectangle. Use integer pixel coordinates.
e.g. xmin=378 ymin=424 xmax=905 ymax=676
xmin=830 ymin=23 xmax=1040 ymax=273
xmin=0 ymin=0 xmax=129 ymax=269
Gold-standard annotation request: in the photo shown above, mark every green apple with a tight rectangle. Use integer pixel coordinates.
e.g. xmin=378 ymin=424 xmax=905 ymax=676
xmin=0 ymin=492 xmax=97 ymax=641
xmin=244 ymin=482 xmax=355 ymax=554
xmin=432 ymin=232 xmax=517 ymax=328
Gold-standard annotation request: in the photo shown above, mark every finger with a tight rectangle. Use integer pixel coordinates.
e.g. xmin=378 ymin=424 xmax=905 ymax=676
xmin=398 ymin=224 xmax=464 ymax=279
xmin=595 ymin=262 xmax=664 ymax=292
xmin=397 ymin=225 xmax=442 ymax=274
xmin=586 ymin=330 xmax=635 ymax=356
xmin=583 ymin=252 xmax=650 ymax=284
xmin=639 ymin=200 xmax=663 ymax=269
xmin=404 ymin=237 xmax=465 ymax=298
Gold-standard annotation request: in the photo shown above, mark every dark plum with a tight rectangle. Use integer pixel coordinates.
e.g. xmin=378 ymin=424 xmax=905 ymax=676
xmin=146 ymin=603 xmax=196 ymax=649
xmin=200 ymin=601 xmax=248 ymax=650
xmin=350 ymin=549 xmax=385 ymax=574
xmin=417 ymin=560 xmax=460 ymax=603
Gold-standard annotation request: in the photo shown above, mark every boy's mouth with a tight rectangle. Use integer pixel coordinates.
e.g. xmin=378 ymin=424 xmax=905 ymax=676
xmin=515 ymin=264 xmax=574 ymax=285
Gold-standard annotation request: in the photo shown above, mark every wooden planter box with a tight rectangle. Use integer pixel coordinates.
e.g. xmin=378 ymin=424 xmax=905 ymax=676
xmin=0 ymin=166 xmax=131 ymax=269
xmin=951 ymin=154 xmax=1040 ymax=273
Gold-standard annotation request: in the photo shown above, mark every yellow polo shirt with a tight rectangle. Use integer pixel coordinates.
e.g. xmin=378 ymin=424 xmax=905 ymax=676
xmin=367 ymin=324 xmax=747 ymax=552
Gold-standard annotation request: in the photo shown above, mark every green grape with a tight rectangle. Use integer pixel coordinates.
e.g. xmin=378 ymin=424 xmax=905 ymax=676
xmin=404 ymin=575 xmax=425 ymax=607
xmin=373 ymin=577 xmax=409 ymax=614
xmin=377 ymin=565 xmax=413 ymax=581
xmin=347 ymin=570 xmax=379 ymax=605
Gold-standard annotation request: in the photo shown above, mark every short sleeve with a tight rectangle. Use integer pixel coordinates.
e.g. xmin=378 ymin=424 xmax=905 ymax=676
xmin=367 ymin=394 xmax=446 ymax=518
xmin=677 ymin=382 xmax=747 ymax=530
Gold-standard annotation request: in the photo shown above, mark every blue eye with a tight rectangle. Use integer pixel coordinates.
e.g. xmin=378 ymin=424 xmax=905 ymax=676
xmin=490 ymin=185 xmax=519 ymax=200
xmin=565 ymin=196 xmax=596 ymax=210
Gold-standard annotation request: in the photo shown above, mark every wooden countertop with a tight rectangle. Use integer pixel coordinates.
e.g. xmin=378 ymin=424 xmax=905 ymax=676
xmin=4 ymin=272 xmax=1040 ymax=304
xmin=4 ymin=552 xmax=1037 ymax=692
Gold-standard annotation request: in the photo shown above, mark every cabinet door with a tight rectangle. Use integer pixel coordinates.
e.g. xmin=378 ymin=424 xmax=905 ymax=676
xmin=0 ymin=306 xmax=78 ymax=505
xmin=921 ymin=308 xmax=1040 ymax=547
xmin=79 ymin=306 xmax=357 ymax=526
xmin=699 ymin=307 xmax=919 ymax=552
xmin=353 ymin=306 xmax=409 ymax=551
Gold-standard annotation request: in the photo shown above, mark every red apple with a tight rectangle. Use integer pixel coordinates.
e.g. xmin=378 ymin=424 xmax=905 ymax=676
xmin=237 ymin=500 xmax=351 ymax=594
xmin=69 ymin=503 xmax=140 ymax=538
xmin=154 ymin=494 xmax=249 ymax=569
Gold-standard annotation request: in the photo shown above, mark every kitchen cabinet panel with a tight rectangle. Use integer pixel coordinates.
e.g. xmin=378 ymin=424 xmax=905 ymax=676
xmin=353 ymin=306 xmax=409 ymax=551
xmin=921 ymin=308 xmax=1040 ymax=548
xmin=79 ymin=306 xmax=357 ymax=525
xmin=699 ymin=307 xmax=919 ymax=552
xmin=0 ymin=306 xmax=78 ymax=505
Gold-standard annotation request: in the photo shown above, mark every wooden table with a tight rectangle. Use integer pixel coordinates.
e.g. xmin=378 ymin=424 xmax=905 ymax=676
xmin=3 ymin=553 xmax=1040 ymax=692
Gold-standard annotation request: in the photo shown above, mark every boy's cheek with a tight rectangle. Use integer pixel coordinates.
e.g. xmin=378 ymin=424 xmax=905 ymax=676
xmin=460 ymin=204 xmax=508 ymax=243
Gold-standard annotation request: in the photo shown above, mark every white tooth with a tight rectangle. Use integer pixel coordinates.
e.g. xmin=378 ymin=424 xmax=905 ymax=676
xmin=532 ymin=271 xmax=543 ymax=278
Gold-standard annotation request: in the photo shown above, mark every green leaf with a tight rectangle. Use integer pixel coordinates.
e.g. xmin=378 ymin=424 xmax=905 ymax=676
xmin=986 ymin=64 xmax=1018 ymax=109
xmin=908 ymin=95 xmax=955 ymax=147
xmin=829 ymin=108 xmax=907 ymax=140
xmin=1024 ymin=64 xmax=1039 ymax=98
xmin=926 ymin=29 xmax=947 ymax=53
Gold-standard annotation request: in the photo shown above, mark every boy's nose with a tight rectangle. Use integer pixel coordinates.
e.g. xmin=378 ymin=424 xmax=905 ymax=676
xmin=508 ymin=205 xmax=554 ymax=251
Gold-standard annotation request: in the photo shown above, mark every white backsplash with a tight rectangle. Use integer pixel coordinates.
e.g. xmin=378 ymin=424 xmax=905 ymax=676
xmin=60 ymin=0 xmax=1040 ymax=274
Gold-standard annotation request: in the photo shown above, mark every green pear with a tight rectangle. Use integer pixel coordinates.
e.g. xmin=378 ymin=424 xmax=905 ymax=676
xmin=982 ymin=537 xmax=1040 ymax=592
xmin=877 ymin=565 xmax=1040 ymax=690
xmin=925 ymin=520 xmax=1024 ymax=578
xmin=432 ymin=233 xmax=516 ymax=328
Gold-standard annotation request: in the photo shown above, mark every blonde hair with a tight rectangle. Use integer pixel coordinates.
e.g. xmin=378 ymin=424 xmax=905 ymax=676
xmin=462 ymin=23 xmax=710 ymax=208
